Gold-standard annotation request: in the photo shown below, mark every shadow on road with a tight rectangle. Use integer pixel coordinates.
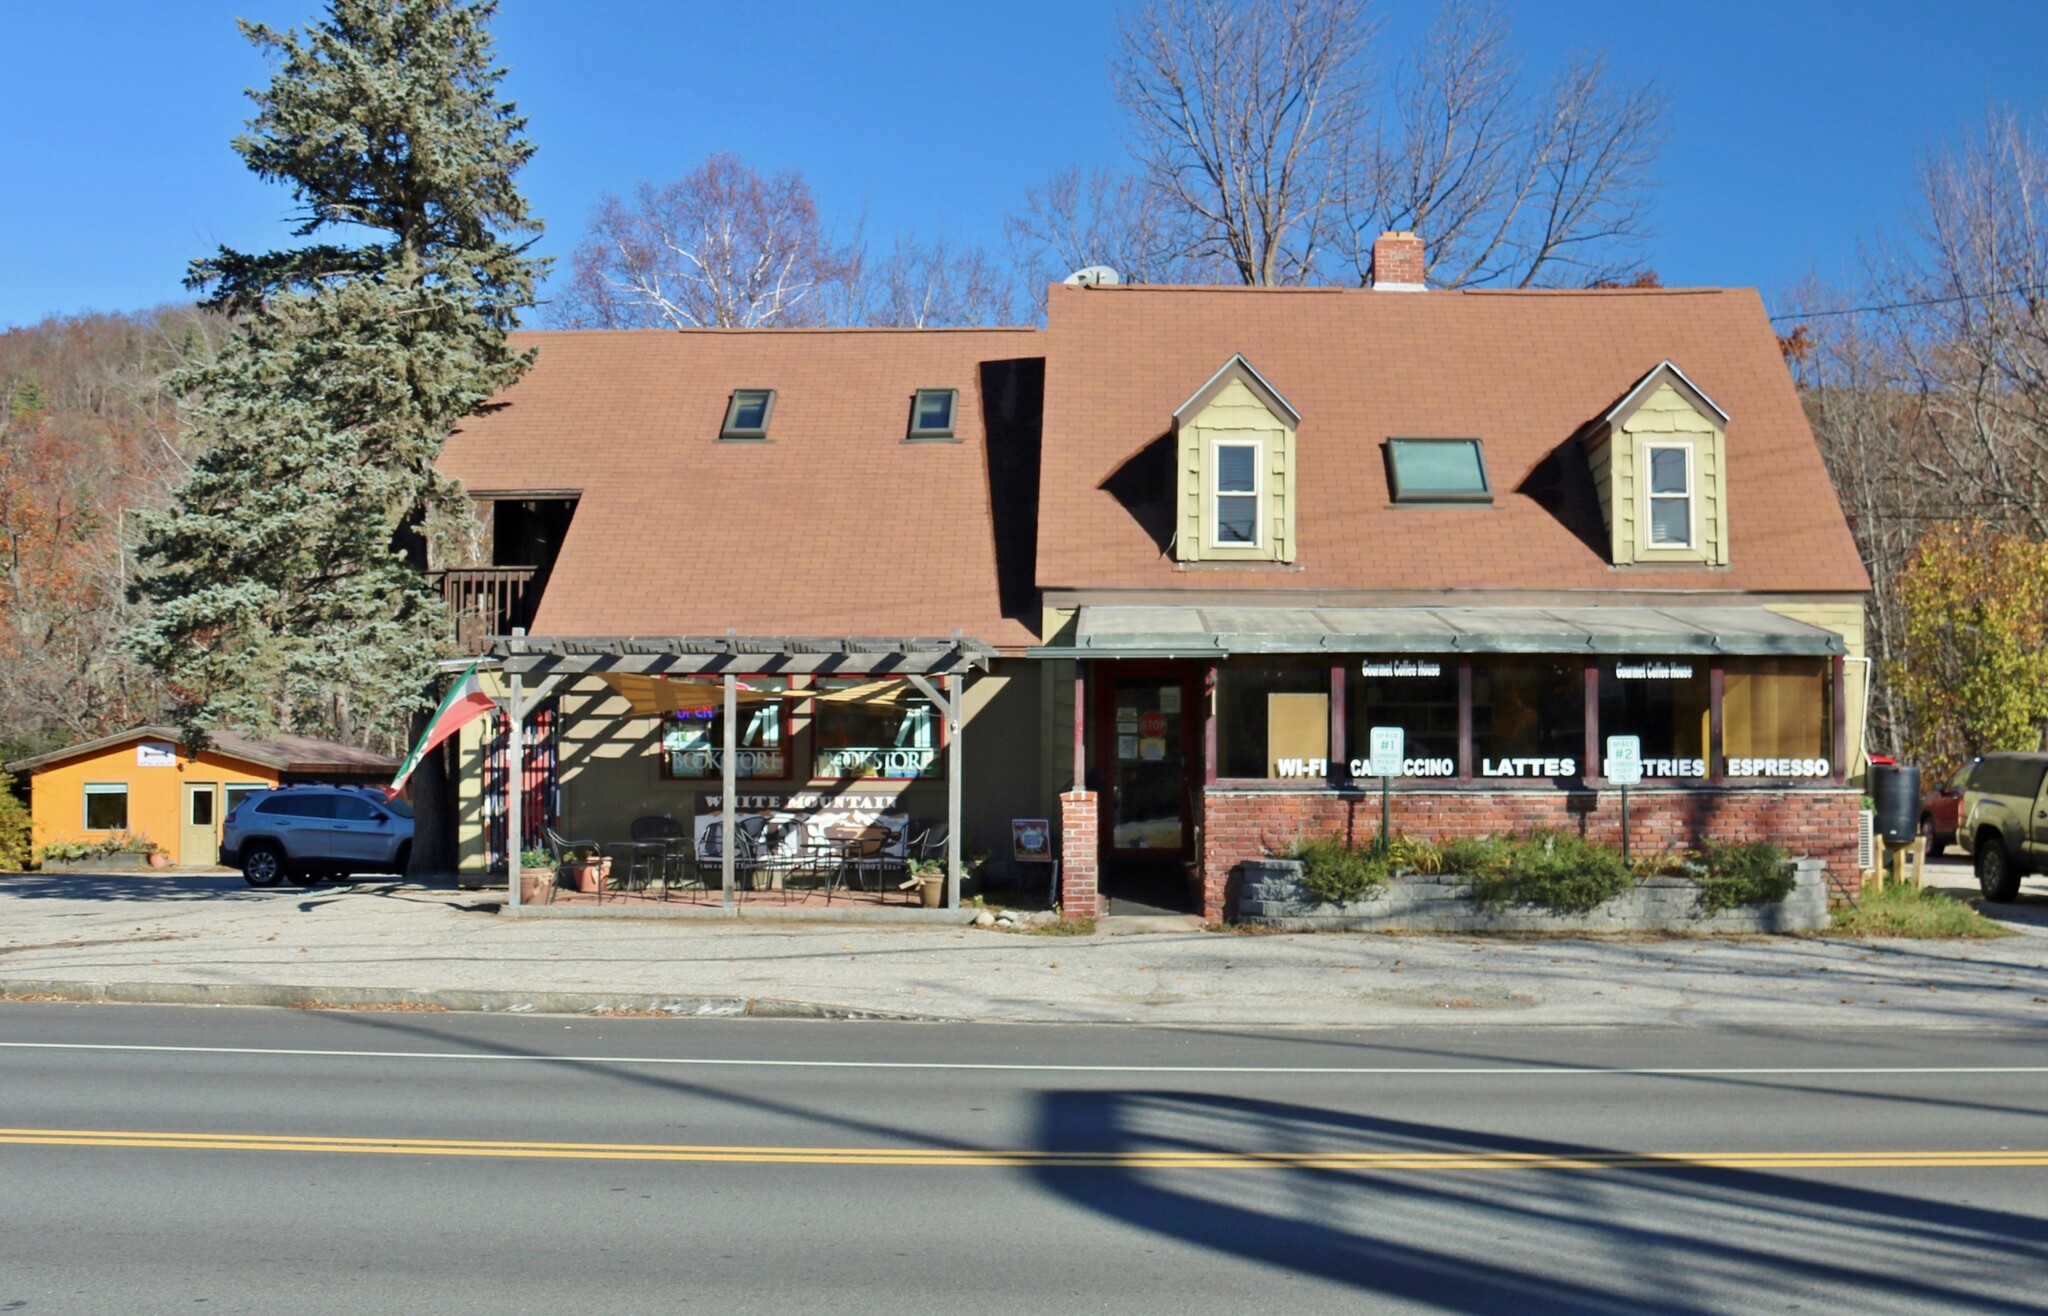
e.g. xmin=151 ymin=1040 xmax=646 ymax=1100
xmin=0 ymin=870 xmax=457 ymax=904
xmin=1027 ymin=1089 xmax=2048 ymax=1313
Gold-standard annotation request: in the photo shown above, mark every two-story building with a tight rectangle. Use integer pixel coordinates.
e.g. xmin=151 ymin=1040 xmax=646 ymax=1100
xmin=436 ymin=232 xmax=1869 ymax=919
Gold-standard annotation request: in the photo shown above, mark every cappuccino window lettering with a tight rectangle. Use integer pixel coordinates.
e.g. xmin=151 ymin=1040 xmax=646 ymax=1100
xmin=1350 ymin=657 xmax=1459 ymax=776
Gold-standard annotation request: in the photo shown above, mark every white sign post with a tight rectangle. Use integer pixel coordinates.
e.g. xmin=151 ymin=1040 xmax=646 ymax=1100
xmin=1368 ymin=726 xmax=1404 ymax=855
xmin=1604 ymin=735 xmax=1643 ymax=859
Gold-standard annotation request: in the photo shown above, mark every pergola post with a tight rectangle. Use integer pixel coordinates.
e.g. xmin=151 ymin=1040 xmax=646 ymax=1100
xmin=721 ymin=671 xmax=736 ymax=906
xmin=909 ymin=671 xmax=966 ymax=908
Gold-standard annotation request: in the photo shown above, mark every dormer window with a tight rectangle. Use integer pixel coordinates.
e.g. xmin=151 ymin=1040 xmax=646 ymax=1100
xmin=908 ymin=388 xmax=957 ymax=440
xmin=1211 ymin=440 xmax=1261 ymax=545
xmin=1172 ymin=355 xmax=1300 ymax=564
xmin=1387 ymin=438 xmax=1492 ymax=504
xmin=1646 ymin=444 xmax=1694 ymax=546
xmin=1584 ymin=361 xmax=1729 ymax=567
xmin=721 ymin=389 xmax=775 ymax=440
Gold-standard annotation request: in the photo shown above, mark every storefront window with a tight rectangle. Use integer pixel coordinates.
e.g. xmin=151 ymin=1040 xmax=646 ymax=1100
xmin=1348 ymin=658 xmax=1459 ymax=778
xmin=1723 ymin=658 xmax=1832 ymax=779
xmin=1597 ymin=659 xmax=1709 ymax=779
xmin=812 ymin=679 xmax=943 ymax=779
xmin=662 ymin=693 xmax=787 ymax=780
xmin=1473 ymin=658 xmax=1584 ymax=779
xmin=1216 ymin=661 xmax=1328 ymax=778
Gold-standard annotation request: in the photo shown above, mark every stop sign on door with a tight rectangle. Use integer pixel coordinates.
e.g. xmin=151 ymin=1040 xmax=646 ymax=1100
xmin=1139 ymin=710 xmax=1168 ymax=737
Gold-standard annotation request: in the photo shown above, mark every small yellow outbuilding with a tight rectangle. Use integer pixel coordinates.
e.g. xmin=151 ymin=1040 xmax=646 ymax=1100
xmin=7 ymin=726 xmax=396 ymax=868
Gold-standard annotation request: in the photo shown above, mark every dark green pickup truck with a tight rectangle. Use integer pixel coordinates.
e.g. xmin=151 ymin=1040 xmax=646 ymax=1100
xmin=1961 ymin=752 xmax=2048 ymax=902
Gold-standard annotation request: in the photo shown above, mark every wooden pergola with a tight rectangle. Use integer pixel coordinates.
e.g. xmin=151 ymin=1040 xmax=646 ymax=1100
xmin=485 ymin=631 xmax=995 ymax=909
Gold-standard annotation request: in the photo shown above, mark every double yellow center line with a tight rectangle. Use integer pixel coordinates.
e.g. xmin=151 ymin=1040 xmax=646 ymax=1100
xmin=3 ymin=1128 xmax=2045 ymax=1170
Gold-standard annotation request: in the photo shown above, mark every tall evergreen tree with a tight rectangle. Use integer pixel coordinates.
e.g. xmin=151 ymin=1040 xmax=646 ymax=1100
xmin=131 ymin=2 xmax=541 ymax=805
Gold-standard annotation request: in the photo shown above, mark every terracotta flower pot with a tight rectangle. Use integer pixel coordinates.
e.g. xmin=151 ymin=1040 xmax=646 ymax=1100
xmin=568 ymin=858 xmax=611 ymax=894
xmin=147 ymin=851 xmax=170 ymax=869
xmin=518 ymin=866 xmax=556 ymax=905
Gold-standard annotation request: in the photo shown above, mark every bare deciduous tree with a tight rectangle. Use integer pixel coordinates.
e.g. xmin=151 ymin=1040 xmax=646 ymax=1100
xmin=1362 ymin=0 xmax=1664 ymax=287
xmin=855 ymin=234 xmax=1020 ymax=328
xmin=1005 ymin=167 xmax=1230 ymax=311
xmin=1100 ymin=0 xmax=1664 ymax=290
xmin=1877 ymin=109 xmax=2048 ymax=537
xmin=554 ymin=153 xmax=854 ymax=329
xmin=1114 ymin=0 xmax=1372 ymax=285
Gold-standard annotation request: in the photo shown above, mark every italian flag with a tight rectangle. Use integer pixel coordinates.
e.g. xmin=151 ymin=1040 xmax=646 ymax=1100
xmin=389 ymin=663 xmax=499 ymax=797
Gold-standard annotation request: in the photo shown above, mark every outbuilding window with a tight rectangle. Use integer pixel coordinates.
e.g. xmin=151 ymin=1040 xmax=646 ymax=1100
xmin=1646 ymin=443 xmax=1694 ymax=546
xmin=908 ymin=389 xmax=957 ymax=439
xmin=1211 ymin=439 xmax=1262 ymax=546
xmin=720 ymin=389 xmax=776 ymax=440
xmin=83 ymin=783 xmax=129 ymax=831
xmin=1387 ymin=438 xmax=1492 ymax=503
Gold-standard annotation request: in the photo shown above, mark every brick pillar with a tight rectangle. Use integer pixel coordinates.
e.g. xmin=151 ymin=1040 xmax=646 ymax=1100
xmin=1060 ymin=790 xmax=1099 ymax=919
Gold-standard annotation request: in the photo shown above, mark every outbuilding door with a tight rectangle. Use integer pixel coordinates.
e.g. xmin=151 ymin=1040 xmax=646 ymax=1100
xmin=181 ymin=782 xmax=219 ymax=867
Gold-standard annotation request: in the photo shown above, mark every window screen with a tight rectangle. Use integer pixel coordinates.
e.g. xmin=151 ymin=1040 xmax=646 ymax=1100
xmin=1213 ymin=442 xmax=1259 ymax=545
xmin=1647 ymin=445 xmax=1692 ymax=546
xmin=1387 ymin=439 xmax=1491 ymax=502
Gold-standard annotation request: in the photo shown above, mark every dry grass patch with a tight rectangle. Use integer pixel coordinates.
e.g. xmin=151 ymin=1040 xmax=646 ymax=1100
xmin=1830 ymin=885 xmax=2016 ymax=939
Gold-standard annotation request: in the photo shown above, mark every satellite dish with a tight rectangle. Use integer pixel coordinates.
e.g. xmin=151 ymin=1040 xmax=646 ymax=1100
xmin=1063 ymin=265 xmax=1123 ymax=287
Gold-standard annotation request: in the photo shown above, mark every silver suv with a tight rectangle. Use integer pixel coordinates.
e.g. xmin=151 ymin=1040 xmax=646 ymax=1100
xmin=1959 ymin=752 xmax=2048 ymax=903
xmin=221 ymin=786 xmax=415 ymax=887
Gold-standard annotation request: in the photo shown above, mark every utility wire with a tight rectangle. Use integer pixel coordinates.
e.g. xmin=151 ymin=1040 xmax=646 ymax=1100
xmin=1768 ymin=281 xmax=2048 ymax=322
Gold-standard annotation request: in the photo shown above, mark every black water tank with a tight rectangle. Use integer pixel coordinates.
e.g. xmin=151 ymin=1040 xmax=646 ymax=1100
xmin=1870 ymin=764 xmax=1922 ymax=845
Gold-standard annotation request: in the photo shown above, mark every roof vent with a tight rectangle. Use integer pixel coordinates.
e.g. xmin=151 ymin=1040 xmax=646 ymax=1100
xmin=1063 ymin=265 xmax=1122 ymax=287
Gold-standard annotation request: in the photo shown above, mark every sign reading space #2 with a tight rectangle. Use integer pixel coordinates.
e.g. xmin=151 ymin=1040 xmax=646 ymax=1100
xmin=1604 ymin=735 xmax=1643 ymax=786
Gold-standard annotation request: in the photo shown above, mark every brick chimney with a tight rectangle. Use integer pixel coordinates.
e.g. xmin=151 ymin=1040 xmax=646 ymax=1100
xmin=1370 ymin=230 xmax=1426 ymax=291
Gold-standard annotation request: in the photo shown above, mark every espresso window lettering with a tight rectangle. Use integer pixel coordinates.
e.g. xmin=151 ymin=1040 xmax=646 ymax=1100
xmin=1349 ymin=659 xmax=1458 ymax=777
xmin=1723 ymin=658 xmax=1831 ymax=777
xmin=1217 ymin=661 xmax=1328 ymax=778
xmin=1473 ymin=658 xmax=1584 ymax=778
xmin=1598 ymin=659 xmax=1709 ymax=779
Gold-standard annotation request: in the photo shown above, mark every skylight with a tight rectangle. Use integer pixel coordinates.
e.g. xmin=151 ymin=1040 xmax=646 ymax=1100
xmin=908 ymin=388 xmax=957 ymax=439
xmin=1387 ymin=438 xmax=1492 ymax=503
xmin=721 ymin=389 xmax=776 ymax=439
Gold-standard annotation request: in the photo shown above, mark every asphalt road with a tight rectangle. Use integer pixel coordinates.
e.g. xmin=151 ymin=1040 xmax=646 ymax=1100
xmin=2 ymin=1004 xmax=2044 ymax=1315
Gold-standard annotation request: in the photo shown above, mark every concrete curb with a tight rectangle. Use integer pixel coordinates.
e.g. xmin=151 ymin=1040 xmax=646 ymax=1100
xmin=0 ymin=977 xmax=951 ymax=1023
xmin=497 ymin=902 xmax=972 ymax=925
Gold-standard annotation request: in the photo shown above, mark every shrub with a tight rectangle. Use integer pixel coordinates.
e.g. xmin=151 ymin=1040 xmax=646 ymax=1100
xmin=1293 ymin=835 xmax=1394 ymax=904
xmin=1438 ymin=835 xmax=1504 ymax=878
xmin=1463 ymin=830 xmax=1633 ymax=914
xmin=0 ymin=771 xmax=29 ymax=871
xmin=1694 ymin=839 xmax=1794 ymax=913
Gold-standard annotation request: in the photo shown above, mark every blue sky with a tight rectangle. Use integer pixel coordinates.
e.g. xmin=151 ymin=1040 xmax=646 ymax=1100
xmin=4 ymin=0 xmax=2045 ymax=329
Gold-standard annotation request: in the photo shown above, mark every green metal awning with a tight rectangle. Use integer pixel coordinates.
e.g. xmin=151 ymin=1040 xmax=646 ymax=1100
xmin=1029 ymin=605 xmax=1846 ymax=659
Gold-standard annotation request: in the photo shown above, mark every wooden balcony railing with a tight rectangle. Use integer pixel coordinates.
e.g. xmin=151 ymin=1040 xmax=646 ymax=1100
xmin=437 ymin=566 xmax=538 ymax=654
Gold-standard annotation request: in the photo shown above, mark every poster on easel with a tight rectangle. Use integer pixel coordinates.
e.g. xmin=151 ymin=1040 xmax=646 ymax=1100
xmin=1012 ymin=818 xmax=1052 ymax=863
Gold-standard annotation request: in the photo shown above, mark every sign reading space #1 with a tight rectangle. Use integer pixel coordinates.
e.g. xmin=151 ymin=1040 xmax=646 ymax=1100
xmin=1368 ymin=726 xmax=1404 ymax=778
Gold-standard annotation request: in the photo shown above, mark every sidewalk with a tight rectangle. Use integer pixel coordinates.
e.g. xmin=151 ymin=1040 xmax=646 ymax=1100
xmin=3 ymin=863 xmax=2045 ymax=1027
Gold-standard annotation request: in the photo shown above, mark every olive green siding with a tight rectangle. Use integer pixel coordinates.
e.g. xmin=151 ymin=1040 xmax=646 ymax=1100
xmin=1594 ymin=383 xmax=1728 ymax=567
xmin=1175 ymin=378 xmax=1297 ymax=563
xmin=1765 ymin=601 xmax=1870 ymax=781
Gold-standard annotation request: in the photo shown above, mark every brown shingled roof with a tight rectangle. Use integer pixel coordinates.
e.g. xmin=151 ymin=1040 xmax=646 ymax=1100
xmin=7 ymin=726 xmax=395 ymax=776
xmin=438 ymin=328 xmax=1044 ymax=648
xmin=1036 ymin=283 xmax=1870 ymax=595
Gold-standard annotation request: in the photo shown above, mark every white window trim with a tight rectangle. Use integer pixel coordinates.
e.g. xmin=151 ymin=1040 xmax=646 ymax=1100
xmin=1643 ymin=440 xmax=1696 ymax=550
xmin=1208 ymin=437 xmax=1264 ymax=549
xmin=82 ymin=782 xmax=129 ymax=831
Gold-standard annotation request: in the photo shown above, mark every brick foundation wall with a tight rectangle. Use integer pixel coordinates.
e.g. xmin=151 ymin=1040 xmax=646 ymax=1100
xmin=1060 ymin=790 xmax=1100 ymax=919
xmin=1200 ymin=786 xmax=1862 ymax=924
